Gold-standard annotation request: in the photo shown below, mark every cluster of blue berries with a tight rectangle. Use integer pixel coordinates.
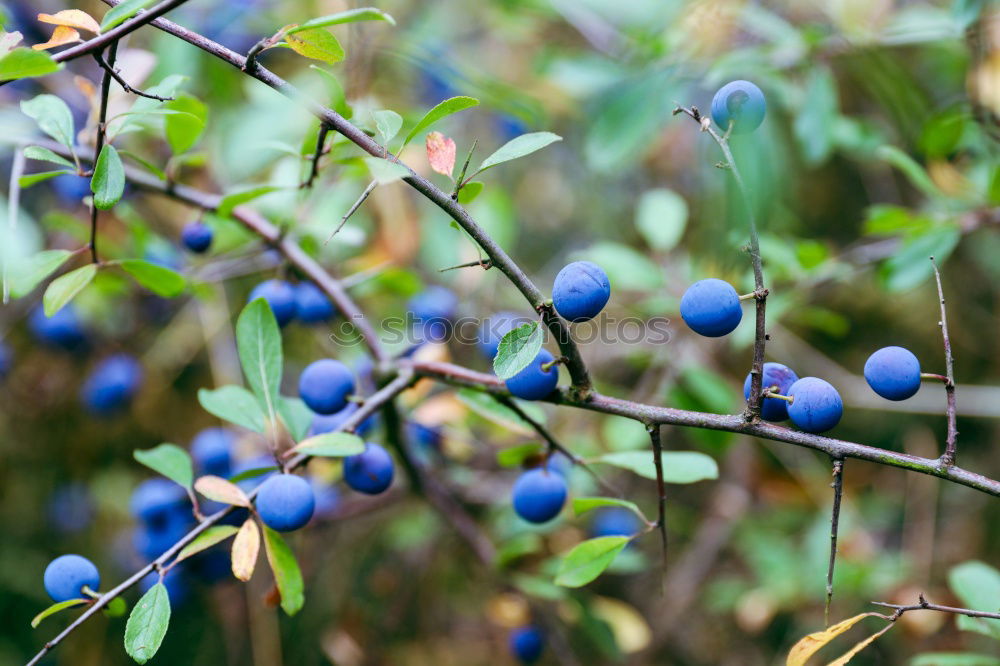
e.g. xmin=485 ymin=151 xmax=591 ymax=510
xmin=248 ymin=278 xmax=337 ymax=327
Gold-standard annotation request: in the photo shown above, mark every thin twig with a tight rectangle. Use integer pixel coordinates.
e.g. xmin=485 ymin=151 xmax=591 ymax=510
xmin=451 ymin=139 xmax=477 ymax=199
xmin=92 ymin=52 xmax=174 ymax=101
xmin=301 ymin=124 xmax=330 ymax=189
xmin=438 ymin=258 xmax=492 ymax=272
xmin=647 ymin=423 xmax=668 ymax=579
xmin=3 ymin=147 xmax=25 ymax=303
xmin=674 ymin=104 xmax=768 ymax=422
xmin=930 ymin=257 xmax=958 ymax=465
xmin=826 ymin=458 xmax=844 ymax=626
xmin=872 ymin=593 xmax=1000 ymax=621
xmin=325 ymin=179 xmax=376 ymax=244
xmin=89 ymin=43 xmax=119 ymax=264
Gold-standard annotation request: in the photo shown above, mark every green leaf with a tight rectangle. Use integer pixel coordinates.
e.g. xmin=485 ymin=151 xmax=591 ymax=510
xmin=493 ymin=321 xmax=543 ymax=380
xmin=879 ymin=225 xmax=960 ymax=293
xmin=456 ymin=389 xmax=546 ymax=435
xmin=197 ymin=386 xmax=266 ymax=433
xmin=277 ymin=397 xmax=313 ymax=442
xmin=373 ymin=109 xmax=403 ymax=144
xmin=555 ymin=536 xmax=630 ymax=588
xmin=43 ymin=264 xmax=97 ymax=316
xmin=635 ymin=188 xmax=687 ymax=252
xmin=0 ymin=48 xmax=61 ymax=80
xmin=9 ymin=249 xmax=72 ymax=298
xmin=363 ymin=157 xmax=410 ymax=184
xmin=124 ymin=582 xmax=170 ymax=664
xmin=133 ymin=443 xmax=194 ymax=489
xmin=262 ymin=525 xmax=304 ymax=616
xmin=876 ymin=145 xmax=943 ymax=199
xmin=104 ymin=597 xmax=128 ymax=618
xmin=118 ymin=259 xmax=185 ymax=298
xmin=949 ymin=561 xmax=1000 ymax=640
xmin=285 ymin=27 xmax=344 ymax=64
xmin=290 ymin=7 xmax=396 ymax=32
xmin=217 ymin=185 xmax=283 ymax=218
xmin=477 ymin=132 xmax=561 ymax=173
xmin=291 ymin=432 xmax=366 ymax=457
xmin=228 ymin=465 xmax=278 ymax=485
xmin=401 ymin=96 xmax=479 ymax=149
xmin=20 ymin=94 xmax=74 ymax=148
xmin=91 ymin=144 xmax=125 ymax=210
xmin=308 ymin=66 xmax=352 ymax=118
xmin=175 ymin=525 xmax=239 ymax=564
xmin=164 ymin=94 xmax=207 ymax=155
xmin=573 ymin=242 xmax=662 ymax=290
xmin=237 ymin=299 xmax=283 ymax=420
xmin=572 ymin=497 xmax=645 ymax=520
xmin=19 ymin=170 xmax=71 ymax=187
xmin=117 ymin=150 xmax=166 ymax=180
xmin=496 ymin=443 xmax=545 ymax=468
xmin=101 ymin=0 xmax=157 ymax=30
xmin=24 ymin=145 xmax=74 ymax=168
xmin=31 ymin=599 xmax=89 ymax=628
xmin=456 ymin=181 xmax=483 ymax=204
xmin=595 ymin=451 xmax=719 ymax=484
xmin=793 ymin=65 xmax=838 ymax=166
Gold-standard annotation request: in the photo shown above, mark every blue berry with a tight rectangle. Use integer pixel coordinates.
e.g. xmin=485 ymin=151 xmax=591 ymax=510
xmin=130 ymin=479 xmax=189 ymax=529
xmin=191 ymin=427 xmax=236 ymax=477
xmin=248 ymin=279 xmax=297 ymax=327
xmin=310 ymin=477 xmax=341 ymax=518
xmin=590 ymin=508 xmax=642 ymax=538
xmin=406 ymin=422 xmax=442 ymax=450
xmin=47 ymin=484 xmax=93 ymax=534
xmin=505 ymin=348 xmax=559 ymax=401
xmin=294 ymin=282 xmax=336 ymax=323
xmin=132 ymin=511 xmax=192 ymax=561
xmin=255 ymin=474 xmax=315 ymax=532
xmin=744 ymin=362 xmax=799 ymax=422
xmin=552 ymin=261 xmax=611 ymax=322
xmin=711 ymin=80 xmax=766 ymax=134
xmin=864 ymin=346 xmax=921 ymax=401
xmin=343 ymin=443 xmax=394 ymax=495
xmin=309 ymin=402 xmax=377 ymax=437
xmin=512 ymin=468 xmax=567 ymax=523
xmin=80 ymin=354 xmax=143 ymax=415
xmin=509 ymin=626 xmax=545 ymax=663
xmin=43 ymin=554 xmax=100 ymax=602
xmin=408 ymin=286 xmax=458 ymax=343
xmin=28 ymin=305 xmax=86 ymax=349
xmin=180 ymin=221 xmax=213 ymax=253
xmin=787 ymin=377 xmax=843 ymax=433
xmin=299 ymin=359 xmax=355 ymax=415
xmin=680 ymin=278 xmax=743 ymax=337
xmin=478 ymin=311 xmax=530 ymax=359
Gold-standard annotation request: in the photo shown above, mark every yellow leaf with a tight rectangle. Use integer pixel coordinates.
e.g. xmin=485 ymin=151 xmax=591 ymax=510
xmin=591 ymin=596 xmax=652 ymax=654
xmin=38 ymin=10 xmax=101 ymax=34
xmin=825 ymin=622 xmax=895 ymax=666
xmin=786 ymin=613 xmax=883 ymax=666
xmin=194 ymin=475 xmax=251 ymax=507
xmin=284 ymin=27 xmax=344 ymax=64
xmin=231 ymin=518 xmax=260 ymax=581
xmin=32 ymin=25 xmax=81 ymax=51
xmin=426 ymin=131 xmax=456 ymax=177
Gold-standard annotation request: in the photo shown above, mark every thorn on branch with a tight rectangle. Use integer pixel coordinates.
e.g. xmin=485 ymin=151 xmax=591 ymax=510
xmin=93 ymin=51 xmax=174 ymax=101
xmin=438 ymin=258 xmax=492 ymax=273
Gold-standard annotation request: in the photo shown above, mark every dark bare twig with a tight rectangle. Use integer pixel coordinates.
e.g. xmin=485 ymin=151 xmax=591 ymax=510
xmin=647 ymin=423 xmax=668 ymax=577
xmin=872 ymin=593 xmax=1000 ymax=621
xmin=826 ymin=458 xmax=844 ymax=626
xmin=325 ymin=179 xmax=376 ymax=244
xmin=92 ymin=51 xmax=174 ymax=101
xmin=451 ymin=139 xmax=477 ymax=198
xmin=438 ymin=258 xmax=492 ymax=272
xmin=930 ymin=257 xmax=958 ymax=465
xmin=674 ymin=104 xmax=767 ymax=423
xmin=301 ymin=124 xmax=330 ymax=189
xmin=88 ymin=43 xmax=119 ymax=264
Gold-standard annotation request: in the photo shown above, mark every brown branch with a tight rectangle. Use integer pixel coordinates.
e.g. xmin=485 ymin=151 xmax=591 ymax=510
xmin=301 ymin=124 xmax=330 ymax=189
xmin=647 ymin=423 xmax=668 ymax=577
xmin=88 ymin=42 xmax=118 ymax=264
xmin=930 ymin=257 xmax=958 ymax=465
xmin=97 ymin=0 xmax=595 ymax=399
xmin=826 ymin=458 xmax=844 ymax=626
xmin=325 ymin=179 xmax=376 ymax=244
xmin=403 ymin=358 xmax=1000 ymax=497
xmin=674 ymin=104 xmax=768 ymax=422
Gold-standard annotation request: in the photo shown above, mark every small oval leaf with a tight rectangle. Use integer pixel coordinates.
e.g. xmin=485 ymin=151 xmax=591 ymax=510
xmin=555 ymin=536 xmax=630 ymax=588
xmin=43 ymin=263 xmax=96 ymax=316
xmin=174 ymin=525 xmax=239 ymax=563
xmin=493 ymin=321 xmax=543 ymax=380
xmin=595 ymin=451 xmax=718 ymax=484
xmin=194 ymin=475 xmax=251 ymax=507
xmin=124 ymin=581 xmax=171 ymax=665
xmin=91 ymin=144 xmax=125 ymax=210
xmin=197 ymin=386 xmax=266 ymax=433
xmin=133 ymin=443 xmax=194 ymax=489
xmin=231 ymin=518 xmax=260 ymax=581
xmin=262 ymin=525 xmax=304 ymax=616
xmin=31 ymin=599 xmax=89 ymax=628
xmin=477 ymin=132 xmax=561 ymax=173
xmin=292 ymin=432 xmax=366 ymax=457
xmin=401 ymin=96 xmax=479 ymax=149
xmin=119 ymin=259 xmax=186 ymax=298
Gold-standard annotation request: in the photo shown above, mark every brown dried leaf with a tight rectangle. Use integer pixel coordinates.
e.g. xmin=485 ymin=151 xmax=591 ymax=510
xmin=231 ymin=518 xmax=260 ymax=581
xmin=194 ymin=475 xmax=251 ymax=507
xmin=825 ymin=621 xmax=895 ymax=666
xmin=425 ymin=131 xmax=456 ymax=177
xmin=32 ymin=25 xmax=81 ymax=51
xmin=38 ymin=10 xmax=101 ymax=34
xmin=785 ymin=613 xmax=882 ymax=666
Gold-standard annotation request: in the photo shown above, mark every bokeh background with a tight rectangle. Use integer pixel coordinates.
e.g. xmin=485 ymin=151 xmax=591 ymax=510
xmin=1 ymin=0 xmax=998 ymax=664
